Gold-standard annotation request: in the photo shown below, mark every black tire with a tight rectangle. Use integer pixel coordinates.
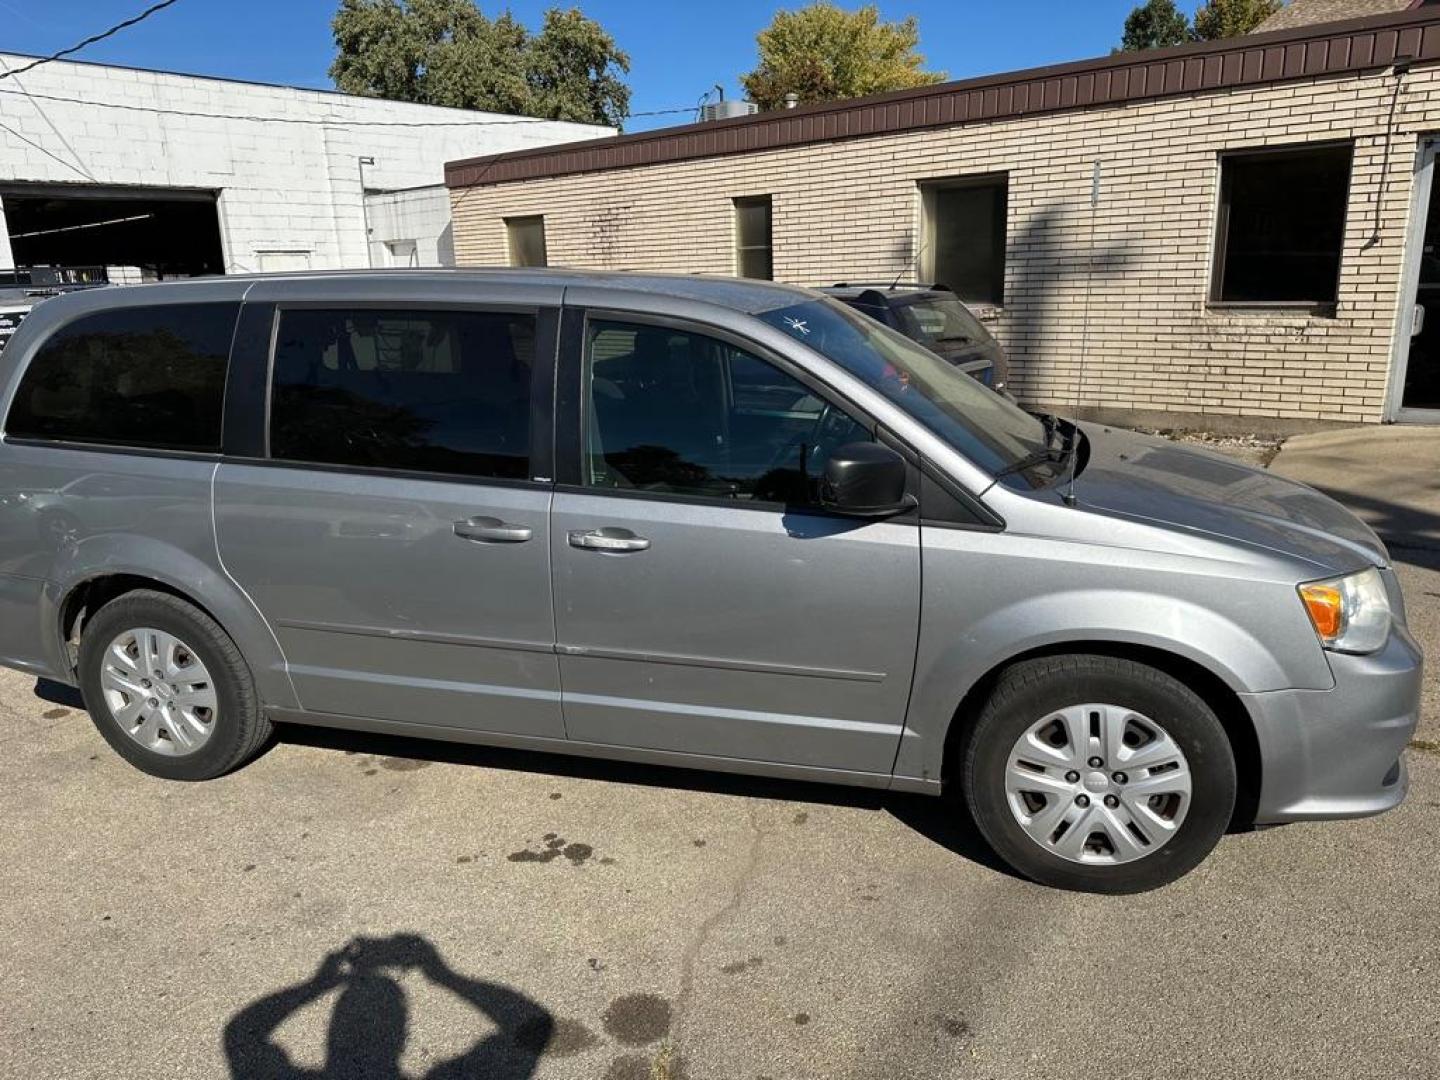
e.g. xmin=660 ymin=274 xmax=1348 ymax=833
xmin=77 ymin=589 xmax=271 ymax=781
xmin=963 ymin=654 xmax=1236 ymax=894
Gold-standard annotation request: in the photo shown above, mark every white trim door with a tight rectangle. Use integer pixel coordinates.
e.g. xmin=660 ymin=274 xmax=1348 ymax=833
xmin=1388 ymin=137 xmax=1440 ymax=423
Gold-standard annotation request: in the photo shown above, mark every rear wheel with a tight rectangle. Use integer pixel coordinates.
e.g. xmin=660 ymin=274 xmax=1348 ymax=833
xmin=964 ymin=655 xmax=1236 ymax=893
xmin=78 ymin=590 xmax=270 ymax=781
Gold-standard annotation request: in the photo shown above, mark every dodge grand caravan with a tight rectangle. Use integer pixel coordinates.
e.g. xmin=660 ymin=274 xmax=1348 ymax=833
xmin=0 ymin=271 xmax=1420 ymax=892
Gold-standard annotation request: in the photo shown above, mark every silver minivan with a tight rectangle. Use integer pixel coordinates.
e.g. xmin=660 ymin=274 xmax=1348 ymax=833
xmin=0 ymin=271 xmax=1420 ymax=892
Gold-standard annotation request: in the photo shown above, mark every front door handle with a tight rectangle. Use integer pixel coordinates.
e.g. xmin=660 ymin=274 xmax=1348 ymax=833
xmin=1414 ymin=303 xmax=1426 ymax=338
xmin=568 ymin=527 xmax=651 ymax=553
xmin=453 ymin=516 xmax=533 ymax=543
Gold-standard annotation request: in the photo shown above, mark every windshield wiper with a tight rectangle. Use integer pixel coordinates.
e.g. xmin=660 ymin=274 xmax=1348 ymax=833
xmin=996 ymin=414 xmax=1078 ymax=480
xmin=993 ymin=445 xmax=1069 ymax=479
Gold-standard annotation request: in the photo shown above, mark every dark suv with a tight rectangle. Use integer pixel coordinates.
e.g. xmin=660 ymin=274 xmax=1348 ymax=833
xmin=821 ymin=284 xmax=1010 ymax=395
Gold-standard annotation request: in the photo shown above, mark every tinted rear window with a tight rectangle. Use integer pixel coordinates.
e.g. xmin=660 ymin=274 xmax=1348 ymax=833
xmin=6 ymin=302 xmax=236 ymax=451
xmin=894 ymin=298 xmax=992 ymax=348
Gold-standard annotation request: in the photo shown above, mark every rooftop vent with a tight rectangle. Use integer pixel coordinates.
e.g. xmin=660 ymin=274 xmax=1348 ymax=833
xmin=699 ymin=98 xmax=759 ymax=122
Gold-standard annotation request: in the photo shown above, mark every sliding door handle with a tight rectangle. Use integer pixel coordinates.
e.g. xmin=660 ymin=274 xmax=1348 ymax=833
xmin=568 ymin=527 xmax=650 ymax=553
xmin=454 ymin=516 xmax=533 ymax=543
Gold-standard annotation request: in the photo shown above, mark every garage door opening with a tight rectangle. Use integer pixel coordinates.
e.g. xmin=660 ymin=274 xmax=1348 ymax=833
xmin=1 ymin=184 xmax=225 ymax=281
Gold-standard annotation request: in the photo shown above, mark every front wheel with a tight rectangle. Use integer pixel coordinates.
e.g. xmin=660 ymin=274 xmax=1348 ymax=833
xmin=963 ymin=655 xmax=1236 ymax=893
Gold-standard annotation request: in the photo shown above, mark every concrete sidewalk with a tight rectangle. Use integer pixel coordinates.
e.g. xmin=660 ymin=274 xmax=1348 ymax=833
xmin=1269 ymin=425 xmax=1440 ymax=551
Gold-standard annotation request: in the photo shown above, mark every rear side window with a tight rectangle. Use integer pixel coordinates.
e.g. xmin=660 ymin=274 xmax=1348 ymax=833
xmin=269 ymin=308 xmax=535 ymax=480
xmin=6 ymin=302 xmax=236 ymax=451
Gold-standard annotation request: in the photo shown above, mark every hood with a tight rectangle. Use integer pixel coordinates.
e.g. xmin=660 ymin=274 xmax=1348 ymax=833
xmin=1070 ymin=424 xmax=1387 ymax=573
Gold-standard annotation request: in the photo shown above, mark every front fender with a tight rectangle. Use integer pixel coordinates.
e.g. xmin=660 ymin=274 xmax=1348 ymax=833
xmin=39 ymin=533 xmax=298 ymax=710
xmin=893 ymin=588 xmax=1330 ymax=785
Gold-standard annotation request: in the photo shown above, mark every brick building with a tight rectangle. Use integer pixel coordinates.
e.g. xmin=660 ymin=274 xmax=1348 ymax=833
xmin=447 ymin=7 xmax=1440 ymax=427
xmin=0 ymin=53 xmax=607 ymax=281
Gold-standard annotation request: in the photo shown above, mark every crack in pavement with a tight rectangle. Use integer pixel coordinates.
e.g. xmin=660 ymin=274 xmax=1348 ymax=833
xmin=672 ymin=800 xmax=771 ymax=1048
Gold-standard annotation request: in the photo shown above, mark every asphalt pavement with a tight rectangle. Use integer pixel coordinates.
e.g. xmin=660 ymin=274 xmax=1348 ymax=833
xmin=1 ymin=435 xmax=1438 ymax=1080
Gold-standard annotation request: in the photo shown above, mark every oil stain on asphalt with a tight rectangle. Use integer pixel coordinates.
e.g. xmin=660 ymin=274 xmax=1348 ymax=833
xmin=602 ymin=992 xmax=673 ymax=1046
xmin=719 ymin=956 xmax=764 ymax=975
xmin=507 ymin=833 xmax=604 ymax=866
xmin=602 ymin=1055 xmax=655 ymax=1080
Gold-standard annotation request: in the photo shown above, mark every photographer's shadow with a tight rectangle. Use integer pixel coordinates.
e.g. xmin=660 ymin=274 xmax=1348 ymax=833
xmin=224 ymin=934 xmax=551 ymax=1080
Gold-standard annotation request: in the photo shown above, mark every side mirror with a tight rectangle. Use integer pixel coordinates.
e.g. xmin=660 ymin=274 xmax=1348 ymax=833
xmin=819 ymin=442 xmax=916 ymax=517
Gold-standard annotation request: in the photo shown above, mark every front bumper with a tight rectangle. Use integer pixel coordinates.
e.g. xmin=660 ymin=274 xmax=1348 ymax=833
xmin=1244 ymin=625 xmax=1422 ymax=824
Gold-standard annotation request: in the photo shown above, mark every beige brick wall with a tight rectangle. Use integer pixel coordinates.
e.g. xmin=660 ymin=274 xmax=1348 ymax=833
xmin=451 ymin=68 xmax=1440 ymax=423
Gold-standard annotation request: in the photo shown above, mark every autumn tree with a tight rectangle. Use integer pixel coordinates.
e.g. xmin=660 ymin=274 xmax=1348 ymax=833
xmin=329 ymin=0 xmax=630 ymax=127
xmin=1192 ymin=0 xmax=1282 ymax=40
xmin=741 ymin=3 xmax=944 ymax=111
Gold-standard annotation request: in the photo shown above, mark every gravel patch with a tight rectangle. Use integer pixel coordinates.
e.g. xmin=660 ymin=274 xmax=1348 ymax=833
xmin=1136 ymin=427 xmax=1285 ymax=468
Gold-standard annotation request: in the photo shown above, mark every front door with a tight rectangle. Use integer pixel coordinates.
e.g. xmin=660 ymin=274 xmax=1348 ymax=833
xmin=215 ymin=302 xmax=564 ymax=739
xmin=1394 ymin=139 xmax=1440 ymax=420
xmin=550 ymin=314 xmax=921 ymax=775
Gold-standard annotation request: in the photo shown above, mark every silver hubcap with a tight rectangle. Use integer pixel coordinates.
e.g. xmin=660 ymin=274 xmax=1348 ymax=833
xmin=99 ymin=627 xmax=218 ymax=756
xmin=1004 ymin=703 xmax=1192 ymax=865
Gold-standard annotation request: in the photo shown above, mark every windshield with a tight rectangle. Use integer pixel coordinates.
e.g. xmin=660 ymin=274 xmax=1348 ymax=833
xmin=755 ymin=297 xmax=1050 ymax=477
xmin=894 ymin=297 xmax=994 ymax=349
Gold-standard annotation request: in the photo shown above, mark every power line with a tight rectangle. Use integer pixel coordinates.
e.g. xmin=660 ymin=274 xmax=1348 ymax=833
xmin=0 ymin=0 xmax=182 ymax=83
xmin=0 ymin=116 xmax=95 ymax=181
xmin=0 ymin=84 xmax=695 ymax=128
xmin=446 ymin=97 xmax=704 ymax=209
xmin=0 ymin=56 xmax=101 ymax=185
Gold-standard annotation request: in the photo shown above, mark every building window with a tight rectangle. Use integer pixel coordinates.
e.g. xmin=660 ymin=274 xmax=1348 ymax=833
xmin=1211 ymin=144 xmax=1353 ymax=310
xmin=734 ymin=196 xmax=773 ymax=280
xmin=506 ymin=216 xmax=547 ymax=268
xmin=921 ymin=176 xmax=1008 ymax=307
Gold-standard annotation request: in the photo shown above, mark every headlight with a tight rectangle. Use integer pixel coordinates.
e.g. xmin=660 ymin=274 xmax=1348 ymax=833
xmin=1298 ymin=567 xmax=1391 ymax=654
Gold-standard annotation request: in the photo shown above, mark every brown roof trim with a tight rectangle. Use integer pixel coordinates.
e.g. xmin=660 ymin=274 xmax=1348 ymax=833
xmin=446 ymin=7 xmax=1440 ymax=190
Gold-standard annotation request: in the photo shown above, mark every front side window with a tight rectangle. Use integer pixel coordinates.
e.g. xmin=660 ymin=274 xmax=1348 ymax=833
xmin=269 ymin=308 xmax=534 ymax=479
xmin=6 ymin=302 xmax=236 ymax=451
xmin=1212 ymin=144 xmax=1353 ymax=309
xmin=922 ymin=176 xmax=1008 ymax=306
xmin=584 ymin=319 xmax=868 ymax=504
xmin=755 ymin=297 xmax=1048 ymax=478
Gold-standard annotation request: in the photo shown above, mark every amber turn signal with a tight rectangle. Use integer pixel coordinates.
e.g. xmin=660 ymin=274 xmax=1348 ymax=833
xmin=1298 ymin=581 xmax=1345 ymax=642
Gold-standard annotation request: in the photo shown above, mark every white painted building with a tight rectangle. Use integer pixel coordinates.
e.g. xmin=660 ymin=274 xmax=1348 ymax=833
xmin=363 ymin=184 xmax=456 ymax=269
xmin=0 ymin=53 xmax=608 ymax=280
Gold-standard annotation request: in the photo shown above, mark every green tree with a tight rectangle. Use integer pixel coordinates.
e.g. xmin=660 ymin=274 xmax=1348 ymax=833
xmin=1192 ymin=0 xmax=1282 ymax=40
xmin=524 ymin=8 xmax=634 ymax=125
xmin=329 ymin=0 xmax=630 ymax=128
xmin=740 ymin=3 xmax=945 ymax=112
xmin=1118 ymin=0 xmax=1191 ymax=51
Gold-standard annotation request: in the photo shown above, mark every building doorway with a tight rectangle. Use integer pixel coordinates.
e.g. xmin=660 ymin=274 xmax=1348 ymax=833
xmin=1391 ymin=140 xmax=1440 ymax=421
xmin=0 ymin=183 xmax=224 ymax=281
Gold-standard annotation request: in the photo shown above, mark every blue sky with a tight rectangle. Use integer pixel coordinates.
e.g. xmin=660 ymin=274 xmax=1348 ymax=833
xmin=3 ymin=1 xmax=1148 ymax=130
